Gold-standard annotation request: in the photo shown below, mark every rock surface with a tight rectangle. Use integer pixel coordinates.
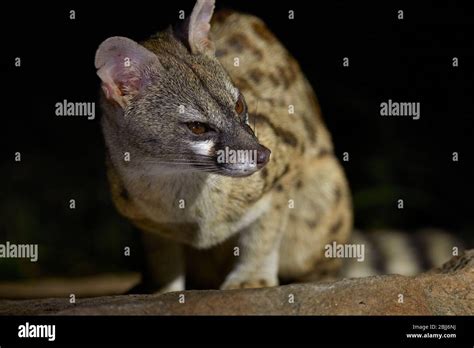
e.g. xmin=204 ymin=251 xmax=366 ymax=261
xmin=1 ymin=250 xmax=473 ymax=315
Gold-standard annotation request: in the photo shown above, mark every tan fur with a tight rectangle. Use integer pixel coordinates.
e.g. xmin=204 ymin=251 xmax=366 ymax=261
xmin=101 ymin=8 xmax=352 ymax=291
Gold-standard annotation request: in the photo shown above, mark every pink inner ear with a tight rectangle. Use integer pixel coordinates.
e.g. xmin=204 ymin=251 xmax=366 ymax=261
xmin=119 ymin=76 xmax=145 ymax=96
xmin=95 ymin=37 xmax=158 ymax=107
xmin=100 ymin=64 xmax=150 ymax=108
xmin=101 ymin=83 xmax=114 ymax=100
xmin=188 ymin=0 xmax=215 ymax=54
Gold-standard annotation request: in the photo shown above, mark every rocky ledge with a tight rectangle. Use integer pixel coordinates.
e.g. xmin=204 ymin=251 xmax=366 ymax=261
xmin=0 ymin=250 xmax=472 ymax=315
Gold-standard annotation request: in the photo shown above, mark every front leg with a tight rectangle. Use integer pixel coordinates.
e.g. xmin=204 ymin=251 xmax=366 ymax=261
xmin=133 ymin=230 xmax=185 ymax=294
xmin=221 ymin=203 xmax=288 ymax=290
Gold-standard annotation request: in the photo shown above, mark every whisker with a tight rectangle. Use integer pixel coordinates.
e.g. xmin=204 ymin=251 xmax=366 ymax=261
xmin=142 ymin=160 xmax=216 ymax=165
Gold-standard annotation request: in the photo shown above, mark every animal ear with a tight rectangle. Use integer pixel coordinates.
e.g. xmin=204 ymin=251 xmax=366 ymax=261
xmin=95 ymin=36 xmax=158 ymax=108
xmin=186 ymin=0 xmax=216 ymax=55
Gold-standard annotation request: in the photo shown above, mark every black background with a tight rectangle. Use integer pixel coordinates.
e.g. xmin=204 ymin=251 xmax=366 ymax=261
xmin=1 ymin=1 xmax=473 ymax=279
xmin=1 ymin=315 xmax=473 ymax=345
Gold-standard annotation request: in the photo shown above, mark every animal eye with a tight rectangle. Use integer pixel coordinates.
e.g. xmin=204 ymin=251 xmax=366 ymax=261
xmin=187 ymin=122 xmax=209 ymax=135
xmin=235 ymin=94 xmax=245 ymax=114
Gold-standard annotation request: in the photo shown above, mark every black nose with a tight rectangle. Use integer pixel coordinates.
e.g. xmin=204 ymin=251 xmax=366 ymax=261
xmin=257 ymin=145 xmax=271 ymax=166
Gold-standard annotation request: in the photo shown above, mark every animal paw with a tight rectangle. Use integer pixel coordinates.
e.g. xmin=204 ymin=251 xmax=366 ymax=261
xmin=220 ymin=275 xmax=278 ymax=290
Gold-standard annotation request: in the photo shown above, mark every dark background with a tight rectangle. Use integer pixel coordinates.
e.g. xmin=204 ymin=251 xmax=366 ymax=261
xmin=1 ymin=1 xmax=473 ymax=279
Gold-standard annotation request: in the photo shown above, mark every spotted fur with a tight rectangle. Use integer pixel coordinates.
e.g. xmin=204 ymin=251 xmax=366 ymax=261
xmin=97 ymin=1 xmax=352 ymax=291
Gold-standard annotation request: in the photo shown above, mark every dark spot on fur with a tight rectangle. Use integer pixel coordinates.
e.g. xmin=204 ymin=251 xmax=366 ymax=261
xmin=249 ymin=69 xmax=264 ymax=84
xmin=253 ymin=49 xmax=263 ymax=60
xmin=296 ymin=179 xmax=303 ymax=189
xmin=253 ymin=112 xmax=270 ymax=125
xmin=334 ymin=186 xmax=342 ymax=205
xmin=261 ymin=167 xmax=268 ymax=179
xmin=300 ymin=142 xmax=306 ymax=154
xmin=225 ymin=213 xmax=237 ymax=223
xmin=195 ymin=208 xmax=203 ymax=218
xmin=317 ymin=148 xmax=333 ymax=158
xmin=286 ymin=55 xmax=300 ymax=81
xmin=234 ymin=77 xmax=257 ymax=94
xmin=306 ymin=90 xmax=322 ymax=120
xmin=212 ymin=9 xmax=234 ymax=24
xmin=281 ymin=164 xmax=290 ymax=177
xmin=215 ymin=48 xmax=228 ymax=58
xmin=254 ymin=113 xmax=298 ymax=147
xmin=245 ymin=192 xmax=261 ymax=204
xmin=120 ymin=186 xmax=130 ymax=201
xmin=330 ymin=218 xmax=343 ymax=235
xmin=306 ymin=219 xmax=318 ymax=229
xmin=274 ymin=127 xmax=298 ymax=147
xmin=301 ymin=115 xmax=317 ymax=143
xmin=271 ymin=164 xmax=290 ymax=188
xmin=252 ymin=21 xmax=276 ymax=43
xmin=268 ymin=73 xmax=280 ymax=86
xmin=227 ymin=34 xmax=248 ymax=53
xmin=240 ymin=189 xmax=263 ymax=205
xmin=277 ymin=66 xmax=290 ymax=89
xmin=276 ymin=184 xmax=283 ymax=191
xmin=276 ymin=57 xmax=299 ymax=89
xmin=228 ymin=33 xmax=263 ymax=58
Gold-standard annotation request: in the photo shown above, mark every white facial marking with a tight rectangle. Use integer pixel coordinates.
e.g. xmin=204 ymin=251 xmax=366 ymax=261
xmin=226 ymin=81 xmax=239 ymax=100
xmin=191 ymin=140 xmax=214 ymax=156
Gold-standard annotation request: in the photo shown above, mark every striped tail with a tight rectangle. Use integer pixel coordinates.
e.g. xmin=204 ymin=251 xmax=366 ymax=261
xmin=341 ymin=228 xmax=465 ymax=278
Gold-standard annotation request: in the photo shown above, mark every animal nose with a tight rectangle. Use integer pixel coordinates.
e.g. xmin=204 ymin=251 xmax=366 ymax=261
xmin=257 ymin=145 xmax=271 ymax=167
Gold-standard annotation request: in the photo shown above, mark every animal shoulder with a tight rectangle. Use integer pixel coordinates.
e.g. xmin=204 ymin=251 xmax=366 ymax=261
xmin=211 ymin=11 xmax=301 ymax=98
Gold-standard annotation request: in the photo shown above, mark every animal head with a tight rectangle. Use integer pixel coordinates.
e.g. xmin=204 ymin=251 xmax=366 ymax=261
xmin=95 ymin=0 xmax=270 ymax=177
